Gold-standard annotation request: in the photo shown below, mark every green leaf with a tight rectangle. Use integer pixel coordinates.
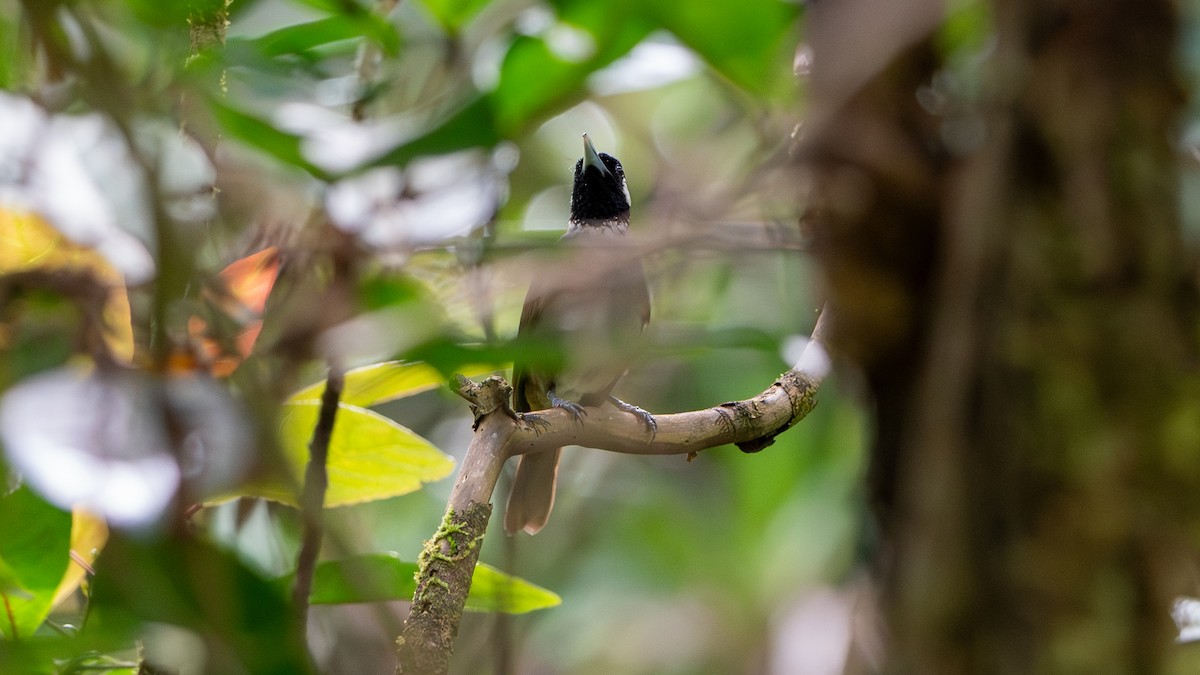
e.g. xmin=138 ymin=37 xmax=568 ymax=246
xmin=490 ymin=35 xmax=583 ymax=133
xmin=243 ymin=17 xmax=364 ymax=57
xmin=227 ymin=0 xmax=267 ymax=19
xmin=208 ymin=99 xmax=332 ymax=180
xmin=404 ymin=336 xmax=521 ymax=375
xmin=0 ymin=555 xmax=31 ymax=599
xmin=241 ymin=14 xmax=400 ymax=58
xmin=938 ymin=0 xmax=991 ymax=57
xmin=242 ymin=402 xmax=455 ymax=507
xmin=466 ymin=562 xmax=562 ymax=613
xmin=643 ymin=0 xmax=799 ymax=96
xmin=357 ymin=274 xmax=424 ymax=311
xmin=126 ymin=0 xmax=207 ymax=27
xmin=369 ymin=96 xmax=501 ymax=167
xmin=0 ymin=14 xmax=28 ymax=90
xmin=298 ymin=552 xmax=561 ymax=614
xmin=88 ymin=533 xmax=313 ymax=674
xmin=490 ymin=7 xmax=653 ymax=132
xmin=290 ymin=361 xmax=496 ymax=408
xmin=417 ymin=0 xmax=491 ymax=33
xmin=291 ymin=0 xmax=370 ymax=15
xmin=0 ymin=487 xmax=72 ymax=639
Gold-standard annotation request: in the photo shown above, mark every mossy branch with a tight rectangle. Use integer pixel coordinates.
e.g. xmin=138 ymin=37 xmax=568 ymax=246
xmin=396 ymin=309 xmax=830 ymax=673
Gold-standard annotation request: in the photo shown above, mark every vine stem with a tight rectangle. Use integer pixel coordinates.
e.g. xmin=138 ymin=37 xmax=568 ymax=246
xmin=293 ymin=364 xmax=345 ymax=632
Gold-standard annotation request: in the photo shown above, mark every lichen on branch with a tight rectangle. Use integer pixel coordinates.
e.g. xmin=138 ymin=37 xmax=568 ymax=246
xmin=396 ymin=310 xmax=829 ymax=674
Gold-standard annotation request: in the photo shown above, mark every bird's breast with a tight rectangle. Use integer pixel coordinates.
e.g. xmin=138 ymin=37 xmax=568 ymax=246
xmin=521 ymin=239 xmax=648 ymax=403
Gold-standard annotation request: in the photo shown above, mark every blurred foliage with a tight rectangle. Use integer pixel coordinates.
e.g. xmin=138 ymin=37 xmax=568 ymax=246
xmin=287 ymin=553 xmax=561 ymax=613
xmin=0 ymin=0 xmax=858 ymax=672
xmin=0 ymin=488 xmax=71 ymax=640
xmin=0 ymin=211 xmax=135 ymax=364
xmin=290 ymin=360 xmax=495 ymax=407
xmin=264 ymin=400 xmax=454 ymax=506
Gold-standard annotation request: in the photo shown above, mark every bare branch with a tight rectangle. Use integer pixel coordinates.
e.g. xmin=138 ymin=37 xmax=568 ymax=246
xmin=396 ymin=309 xmax=830 ymax=674
xmin=507 ymin=367 xmax=820 ymax=458
xmin=511 ymin=307 xmax=828 ymax=458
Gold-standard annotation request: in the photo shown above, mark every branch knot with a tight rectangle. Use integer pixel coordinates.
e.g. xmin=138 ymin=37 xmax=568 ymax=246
xmin=453 ymin=374 xmax=514 ymax=429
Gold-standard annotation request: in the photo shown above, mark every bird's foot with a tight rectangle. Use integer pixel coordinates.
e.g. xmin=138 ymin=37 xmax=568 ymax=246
xmin=548 ymin=389 xmax=587 ymax=424
xmin=610 ymin=396 xmax=656 ymax=437
xmin=517 ymin=412 xmax=552 ymax=435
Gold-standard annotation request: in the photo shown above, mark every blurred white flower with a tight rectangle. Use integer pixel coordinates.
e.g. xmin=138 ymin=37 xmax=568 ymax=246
xmin=273 ymin=102 xmax=415 ymax=173
xmin=0 ymin=367 xmax=178 ymax=528
xmin=326 ymin=166 xmax=404 ymax=236
xmin=0 ymin=366 xmax=251 ymax=529
xmin=545 ymin=23 xmax=595 ymax=63
xmin=512 ymin=7 xmax=595 ymax=63
xmin=514 ymin=6 xmax=555 ymax=36
xmin=272 ymin=101 xmax=511 ymax=245
xmin=141 ymin=121 xmax=218 ymax=223
xmin=589 ymin=35 xmax=700 ymax=95
xmin=0 ymin=94 xmax=44 ymax=183
xmin=471 ymin=36 xmax=508 ymax=91
xmin=1173 ymin=597 xmax=1200 ymax=643
xmin=0 ymin=92 xmax=157 ymax=285
xmin=326 ymin=150 xmax=503 ymax=247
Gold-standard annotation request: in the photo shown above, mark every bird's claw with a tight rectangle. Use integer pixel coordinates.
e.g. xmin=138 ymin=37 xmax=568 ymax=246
xmin=558 ymin=400 xmax=587 ymax=425
xmin=633 ymin=408 xmax=657 ymax=435
xmin=611 ymin=397 xmax=657 ymax=437
xmin=518 ymin=412 xmax=552 ymax=435
xmin=548 ymin=389 xmax=588 ymax=425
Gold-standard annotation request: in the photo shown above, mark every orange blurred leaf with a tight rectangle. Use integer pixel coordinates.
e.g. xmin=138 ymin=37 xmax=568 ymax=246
xmin=187 ymin=247 xmax=282 ymax=376
xmin=217 ymin=246 xmax=280 ymax=317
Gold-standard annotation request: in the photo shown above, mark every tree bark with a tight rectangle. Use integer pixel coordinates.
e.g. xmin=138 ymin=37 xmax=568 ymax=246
xmin=395 ymin=316 xmax=829 ymax=673
xmin=806 ymin=0 xmax=1200 ymax=672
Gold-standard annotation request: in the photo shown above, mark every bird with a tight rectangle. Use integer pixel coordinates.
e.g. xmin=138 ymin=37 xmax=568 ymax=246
xmin=504 ymin=134 xmax=655 ymax=535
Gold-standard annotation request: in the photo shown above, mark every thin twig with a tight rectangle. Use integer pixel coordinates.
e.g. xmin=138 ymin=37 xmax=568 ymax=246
xmin=292 ymin=363 xmax=345 ymax=628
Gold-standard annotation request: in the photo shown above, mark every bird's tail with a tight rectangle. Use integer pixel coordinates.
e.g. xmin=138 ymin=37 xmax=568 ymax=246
xmin=504 ymin=448 xmax=562 ymax=535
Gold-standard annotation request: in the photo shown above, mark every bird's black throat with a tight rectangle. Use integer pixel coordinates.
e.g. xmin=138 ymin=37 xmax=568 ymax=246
xmin=570 ymin=153 xmax=630 ymax=225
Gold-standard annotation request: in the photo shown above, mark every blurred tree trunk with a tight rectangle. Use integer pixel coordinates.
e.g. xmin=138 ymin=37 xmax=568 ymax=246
xmin=805 ymin=1 xmax=1200 ymax=672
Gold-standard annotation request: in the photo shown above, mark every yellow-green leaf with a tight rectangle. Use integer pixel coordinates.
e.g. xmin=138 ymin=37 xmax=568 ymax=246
xmin=0 ymin=209 xmax=135 ymax=362
xmin=465 ymin=562 xmax=562 ymax=614
xmin=294 ymin=552 xmax=561 ymax=614
xmin=242 ymin=402 xmax=455 ymax=507
xmin=290 ymin=361 xmax=495 ymax=408
xmin=50 ymin=508 xmax=109 ymax=609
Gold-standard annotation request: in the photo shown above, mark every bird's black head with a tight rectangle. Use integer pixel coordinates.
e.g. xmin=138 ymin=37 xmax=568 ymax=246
xmin=569 ymin=134 xmax=631 ymax=226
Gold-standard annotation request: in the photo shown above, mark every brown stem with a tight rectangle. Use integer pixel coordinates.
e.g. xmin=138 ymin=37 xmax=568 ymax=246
xmin=292 ymin=364 xmax=344 ymax=630
xmin=396 ymin=411 xmax=514 ymax=674
xmin=396 ymin=310 xmax=829 ymax=673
